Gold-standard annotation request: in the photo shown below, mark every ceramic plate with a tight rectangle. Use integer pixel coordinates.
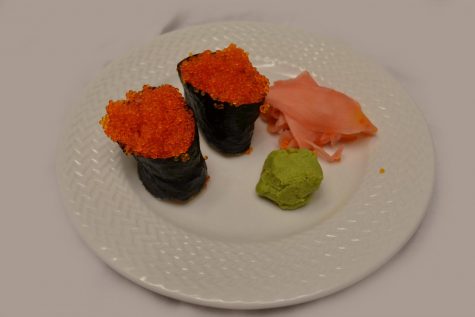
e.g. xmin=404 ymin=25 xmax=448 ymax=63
xmin=57 ymin=22 xmax=434 ymax=309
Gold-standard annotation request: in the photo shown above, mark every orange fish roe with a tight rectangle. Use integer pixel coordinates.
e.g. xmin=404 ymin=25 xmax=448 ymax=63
xmin=100 ymin=85 xmax=195 ymax=159
xmin=259 ymin=103 xmax=271 ymax=114
xmin=379 ymin=167 xmax=386 ymax=174
xmin=179 ymin=43 xmax=269 ymax=106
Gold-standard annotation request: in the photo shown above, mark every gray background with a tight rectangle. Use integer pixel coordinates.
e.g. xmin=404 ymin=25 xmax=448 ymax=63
xmin=1 ymin=0 xmax=474 ymax=316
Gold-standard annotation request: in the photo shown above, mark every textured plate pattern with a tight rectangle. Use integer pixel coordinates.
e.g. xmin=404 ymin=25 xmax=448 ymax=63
xmin=57 ymin=22 xmax=434 ymax=309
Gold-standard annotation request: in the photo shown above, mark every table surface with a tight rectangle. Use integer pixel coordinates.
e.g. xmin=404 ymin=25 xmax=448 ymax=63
xmin=1 ymin=0 xmax=474 ymax=316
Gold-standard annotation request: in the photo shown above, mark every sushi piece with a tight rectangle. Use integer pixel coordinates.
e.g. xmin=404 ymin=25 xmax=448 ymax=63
xmin=177 ymin=43 xmax=269 ymax=154
xmin=100 ymin=84 xmax=207 ymax=201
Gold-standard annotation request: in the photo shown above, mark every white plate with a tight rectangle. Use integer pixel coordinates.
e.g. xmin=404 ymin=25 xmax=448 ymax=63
xmin=57 ymin=22 xmax=434 ymax=309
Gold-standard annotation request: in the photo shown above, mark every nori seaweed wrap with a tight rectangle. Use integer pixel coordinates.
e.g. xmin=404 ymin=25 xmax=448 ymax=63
xmin=100 ymin=85 xmax=207 ymax=201
xmin=177 ymin=44 xmax=269 ymax=154
xmin=134 ymin=125 xmax=207 ymax=201
xmin=178 ymin=76 xmax=262 ymax=154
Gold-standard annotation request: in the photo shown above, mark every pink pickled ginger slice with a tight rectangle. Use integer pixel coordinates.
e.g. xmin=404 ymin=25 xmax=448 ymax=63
xmin=262 ymin=71 xmax=377 ymax=162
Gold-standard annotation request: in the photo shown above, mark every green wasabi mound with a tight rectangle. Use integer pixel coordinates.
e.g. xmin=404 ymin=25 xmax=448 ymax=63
xmin=256 ymin=148 xmax=323 ymax=210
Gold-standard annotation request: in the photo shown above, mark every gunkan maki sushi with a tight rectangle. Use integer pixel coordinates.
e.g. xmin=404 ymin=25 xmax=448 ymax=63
xmin=100 ymin=84 xmax=207 ymax=201
xmin=177 ymin=44 xmax=269 ymax=154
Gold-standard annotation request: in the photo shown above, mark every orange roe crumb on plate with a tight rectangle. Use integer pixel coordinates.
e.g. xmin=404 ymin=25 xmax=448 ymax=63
xmin=259 ymin=103 xmax=271 ymax=114
xmin=379 ymin=167 xmax=385 ymax=174
xmin=100 ymin=85 xmax=195 ymax=159
xmin=179 ymin=43 xmax=269 ymax=106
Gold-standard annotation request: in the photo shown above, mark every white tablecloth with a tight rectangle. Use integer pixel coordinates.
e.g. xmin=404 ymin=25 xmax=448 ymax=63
xmin=1 ymin=0 xmax=474 ymax=316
